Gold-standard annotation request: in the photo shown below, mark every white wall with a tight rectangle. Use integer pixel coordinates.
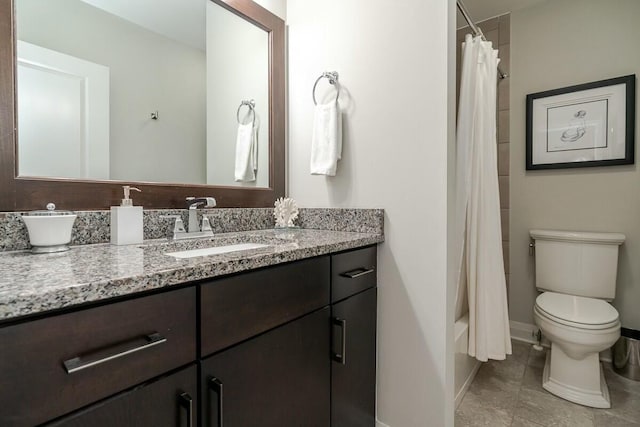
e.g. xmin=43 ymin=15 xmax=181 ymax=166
xmin=17 ymin=0 xmax=207 ymax=184
xmin=510 ymin=0 xmax=640 ymax=329
xmin=206 ymin=2 xmax=269 ymax=187
xmin=287 ymin=1 xmax=455 ymax=425
xmin=254 ymin=0 xmax=286 ymax=21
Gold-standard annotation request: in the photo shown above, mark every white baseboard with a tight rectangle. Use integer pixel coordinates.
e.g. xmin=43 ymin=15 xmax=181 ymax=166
xmin=376 ymin=420 xmax=391 ymax=427
xmin=455 ymin=359 xmax=481 ymax=408
xmin=510 ymin=320 xmax=539 ymax=344
xmin=510 ymin=321 xmax=612 ymax=363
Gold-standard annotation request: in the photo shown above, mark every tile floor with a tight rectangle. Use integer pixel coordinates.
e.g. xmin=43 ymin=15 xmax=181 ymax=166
xmin=455 ymin=341 xmax=640 ymax=426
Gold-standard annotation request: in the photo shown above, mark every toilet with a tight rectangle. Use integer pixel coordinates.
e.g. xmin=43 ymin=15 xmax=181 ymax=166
xmin=530 ymin=229 xmax=625 ymax=408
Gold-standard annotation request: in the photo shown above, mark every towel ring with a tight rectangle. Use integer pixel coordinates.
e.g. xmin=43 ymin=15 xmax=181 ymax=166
xmin=237 ymin=99 xmax=256 ymax=124
xmin=312 ymin=71 xmax=340 ymax=105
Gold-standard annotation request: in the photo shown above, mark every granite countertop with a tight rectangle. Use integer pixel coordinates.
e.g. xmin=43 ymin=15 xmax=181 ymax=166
xmin=0 ymin=228 xmax=383 ymax=322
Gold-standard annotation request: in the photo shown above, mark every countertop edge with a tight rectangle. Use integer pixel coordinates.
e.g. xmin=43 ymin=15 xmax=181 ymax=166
xmin=0 ymin=232 xmax=383 ymax=323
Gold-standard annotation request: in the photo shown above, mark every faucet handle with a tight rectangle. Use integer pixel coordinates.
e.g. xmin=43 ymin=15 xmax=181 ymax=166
xmin=160 ymin=215 xmax=186 ymax=233
xmin=201 ymin=216 xmax=213 ymax=232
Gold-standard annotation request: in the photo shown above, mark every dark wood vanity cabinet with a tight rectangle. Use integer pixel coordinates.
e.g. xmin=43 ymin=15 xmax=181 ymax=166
xmin=0 ymin=246 xmax=377 ymax=426
xmin=331 ymin=247 xmax=378 ymax=426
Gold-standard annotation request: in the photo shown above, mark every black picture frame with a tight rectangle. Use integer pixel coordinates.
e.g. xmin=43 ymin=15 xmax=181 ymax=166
xmin=526 ymin=75 xmax=635 ymax=170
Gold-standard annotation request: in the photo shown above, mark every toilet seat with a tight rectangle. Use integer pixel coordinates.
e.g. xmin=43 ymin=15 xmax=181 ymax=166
xmin=535 ymin=292 xmax=619 ymax=330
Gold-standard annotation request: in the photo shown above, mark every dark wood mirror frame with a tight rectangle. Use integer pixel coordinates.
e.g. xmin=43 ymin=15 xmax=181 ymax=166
xmin=0 ymin=0 xmax=285 ymax=211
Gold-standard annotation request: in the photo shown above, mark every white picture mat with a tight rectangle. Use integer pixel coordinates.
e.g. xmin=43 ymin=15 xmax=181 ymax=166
xmin=531 ymin=83 xmax=626 ymax=165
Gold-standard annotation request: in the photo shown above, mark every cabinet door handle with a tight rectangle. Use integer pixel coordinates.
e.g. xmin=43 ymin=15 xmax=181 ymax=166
xmin=332 ymin=317 xmax=347 ymax=365
xmin=208 ymin=376 xmax=224 ymax=427
xmin=340 ymin=267 xmax=375 ymax=279
xmin=63 ymin=332 xmax=167 ymax=374
xmin=178 ymin=392 xmax=193 ymax=427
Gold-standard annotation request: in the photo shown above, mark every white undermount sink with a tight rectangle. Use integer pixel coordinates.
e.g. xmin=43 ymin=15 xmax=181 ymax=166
xmin=165 ymin=243 xmax=270 ymax=259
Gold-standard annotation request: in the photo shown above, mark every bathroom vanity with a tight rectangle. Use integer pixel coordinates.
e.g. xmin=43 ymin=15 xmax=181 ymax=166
xmin=0 ymin=229 xmax=380 ymax=426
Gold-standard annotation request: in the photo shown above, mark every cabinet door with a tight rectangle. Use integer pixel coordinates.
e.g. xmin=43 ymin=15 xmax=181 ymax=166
xmin=331 ymin=288 xmax=377 ymax=426
xmin=201 ymin=308 xmax=330 ymax=427
xmin=47 ymin=365 xmax=197 ymax=427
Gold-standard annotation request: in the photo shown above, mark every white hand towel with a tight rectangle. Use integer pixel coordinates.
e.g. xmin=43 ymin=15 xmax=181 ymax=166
xmin=310 ymin=101 xmax=342 ymax=176
xmin=234 ymin=119 xmax=258 ymax=182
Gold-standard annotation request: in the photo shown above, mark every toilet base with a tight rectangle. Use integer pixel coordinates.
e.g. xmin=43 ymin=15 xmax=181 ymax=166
xmin=542 ymin=344 xmax=611 ymax=408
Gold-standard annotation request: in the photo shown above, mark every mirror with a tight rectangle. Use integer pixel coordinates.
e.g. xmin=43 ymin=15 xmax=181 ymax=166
xmin=0 ymin=0 xmax=285 ymax=210
xmin=16 ymin=0 xmax=268 ymax=187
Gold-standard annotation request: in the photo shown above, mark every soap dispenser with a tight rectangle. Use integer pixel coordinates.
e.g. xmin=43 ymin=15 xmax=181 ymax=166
xmin=110 ymin=186 xmax=143 ymax=245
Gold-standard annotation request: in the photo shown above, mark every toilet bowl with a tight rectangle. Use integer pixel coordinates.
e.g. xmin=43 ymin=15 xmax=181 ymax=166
xmin=534 ymin=292 xmax=620 ymax=408
xmin=529 ymin=229 xmax=625 ymax=409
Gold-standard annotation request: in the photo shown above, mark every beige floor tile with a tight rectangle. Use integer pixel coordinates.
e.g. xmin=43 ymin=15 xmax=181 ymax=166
xmin=593 ymin=386 xmax=640 ymax=425
xmin=510 ymin=341 xmax=531 ymax=365
xmin=460 ymin=341 xmax=640 ymax=427
xmin=521 ymin=364 xmax=545 ymax=394
xmin=477 ymin=355 xmax=526 ymax=384
xmin=514 ymin=387 xmax=595 ymax=427
xmin=592 ymin=411 xmax=640 ymax=427
xmin=603 ymin=363 xmax=640 ymax=397
xmin=511 ymin=416 xmax=544 ymax=427
xmin=527 ymin=348 xmax=547 ymax=368
xmin=466 ymin=370 xmax=521 ymax=413
xmin=456 ymin=391 xmax=513 ymax=427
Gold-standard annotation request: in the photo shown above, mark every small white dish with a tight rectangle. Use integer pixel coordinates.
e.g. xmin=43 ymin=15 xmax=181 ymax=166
xmin=22 ymin=203 xmax=77 ymax=253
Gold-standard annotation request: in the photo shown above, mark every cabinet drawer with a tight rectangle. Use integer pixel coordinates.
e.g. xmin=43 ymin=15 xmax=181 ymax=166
xmin=0 ymin=287 xmax=196 ymax=427
xmin=331 ymin=246 xmax=377 ymax=302
xmin=49 ymin=365 xmax=198 ymax=427
xmin=200 ymin=256 xmax=330 ymax=356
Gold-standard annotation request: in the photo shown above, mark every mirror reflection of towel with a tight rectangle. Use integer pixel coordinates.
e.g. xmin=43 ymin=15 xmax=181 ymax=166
xmin=235 ymin=120 xmax=258 ymax=182
xmin=310 ymin=101 xmax=342 ymax=176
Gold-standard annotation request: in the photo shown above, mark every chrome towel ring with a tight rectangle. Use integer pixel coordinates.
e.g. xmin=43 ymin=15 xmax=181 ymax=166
xmin=312 ymin=71 xmax=340 ymax=105
xmin=237 ymin=99 xmax=256 ymax=124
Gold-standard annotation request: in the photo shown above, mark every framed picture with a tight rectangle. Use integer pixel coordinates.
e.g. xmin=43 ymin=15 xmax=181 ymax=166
xmin=526 ymin=75 xmax=635 ymax=170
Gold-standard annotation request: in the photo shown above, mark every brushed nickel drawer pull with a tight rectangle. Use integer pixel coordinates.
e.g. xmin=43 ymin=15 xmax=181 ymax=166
xmin=179 ymin=392 xmax=194 ymax=427
xmin=340 ymin=267 xmax=375 ymax=279
xmin=332 ymin=317 xmax=347 ymax=365
xmin=208 ymin=377 xmax=224 ymax=427
xmin=63 ymin=332 xmax=167 ymax=374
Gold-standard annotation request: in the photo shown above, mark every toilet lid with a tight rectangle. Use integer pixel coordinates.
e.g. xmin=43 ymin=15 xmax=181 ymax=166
xmin=535 ymin=292 xmax=619 ymax=328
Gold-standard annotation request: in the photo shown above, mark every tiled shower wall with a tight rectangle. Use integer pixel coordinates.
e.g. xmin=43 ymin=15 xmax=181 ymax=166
xmin=456 ymin=14 xmax=511 ymax=288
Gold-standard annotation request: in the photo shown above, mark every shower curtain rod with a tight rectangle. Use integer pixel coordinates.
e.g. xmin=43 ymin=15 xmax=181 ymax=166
xmin=456 ymin=0 xmax=508 ymax=79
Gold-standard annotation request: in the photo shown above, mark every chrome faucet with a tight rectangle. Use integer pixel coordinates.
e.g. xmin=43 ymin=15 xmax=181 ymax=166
xmin=186 ymin=197 xmax=216 ymax=233
xmin=162 ymin=197 xmax=216 ymax=240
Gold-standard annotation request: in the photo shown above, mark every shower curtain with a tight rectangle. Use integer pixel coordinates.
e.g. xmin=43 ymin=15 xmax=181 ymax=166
xmin=454 ymin=34 xmax=511 ymax=362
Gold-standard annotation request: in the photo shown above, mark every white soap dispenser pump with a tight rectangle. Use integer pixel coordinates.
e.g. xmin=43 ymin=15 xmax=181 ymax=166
xmin=110 ymin=186 xmax=143 ymax=245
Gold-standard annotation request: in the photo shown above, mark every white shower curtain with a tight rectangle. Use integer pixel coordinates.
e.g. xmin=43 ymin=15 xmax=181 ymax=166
xmin=455 ymin=34 xmax=511 ymax=362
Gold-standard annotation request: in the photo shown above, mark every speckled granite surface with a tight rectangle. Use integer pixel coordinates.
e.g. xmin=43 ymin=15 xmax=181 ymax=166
xmin=0 ymin=208 xmax=384 ymax=251
xmin=297 ymin=208 xmax=384 ymax=234
xmin=0 ymin=228 xmax=383 ymax=321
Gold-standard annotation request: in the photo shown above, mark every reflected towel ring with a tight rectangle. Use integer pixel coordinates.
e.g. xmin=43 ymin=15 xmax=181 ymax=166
xmin=237 ymin=99 xmax=256 ymax=124
xmin=312 ymin=71 xmax=340 ymax=105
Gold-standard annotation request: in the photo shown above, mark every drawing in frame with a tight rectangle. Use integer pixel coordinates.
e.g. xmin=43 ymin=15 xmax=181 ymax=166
xmin=526 ymin=75 xmax=635 ymax=170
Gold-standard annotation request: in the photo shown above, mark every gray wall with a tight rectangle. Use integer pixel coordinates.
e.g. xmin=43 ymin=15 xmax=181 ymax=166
xmin=17 ymin=0 xmax=207 ymax=184
xmin=510 ymin=0 xmax=640 ymax=329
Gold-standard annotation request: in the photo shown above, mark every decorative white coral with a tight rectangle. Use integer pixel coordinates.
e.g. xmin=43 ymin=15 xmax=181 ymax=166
xmin=274 ymin=197 xmax=299 ymax=228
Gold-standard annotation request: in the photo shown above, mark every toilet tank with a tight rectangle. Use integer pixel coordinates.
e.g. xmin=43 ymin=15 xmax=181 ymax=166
xmin=530 ymin=229 xmax=625 ymax=300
